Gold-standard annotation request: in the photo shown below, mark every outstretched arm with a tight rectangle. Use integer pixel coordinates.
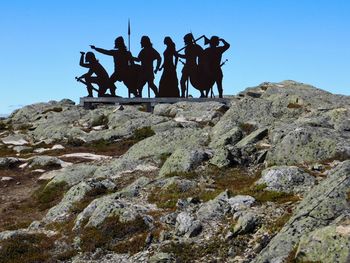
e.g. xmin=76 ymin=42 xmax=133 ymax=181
xmin=79 ymin=52 xmax=90 ymax=68
xmin=90 ymin=45 xmax=115 ymax=56
xmin=175 ymin=52 xmax=186 ymax=59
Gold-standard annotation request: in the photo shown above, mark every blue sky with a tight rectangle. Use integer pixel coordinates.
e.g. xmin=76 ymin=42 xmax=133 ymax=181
xmin=1 ymin=0 xmax=349 ymax=114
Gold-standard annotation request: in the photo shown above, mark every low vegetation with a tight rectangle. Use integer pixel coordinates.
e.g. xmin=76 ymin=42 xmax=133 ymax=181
xmin=80 ymin=215 xmax=149 ymax=254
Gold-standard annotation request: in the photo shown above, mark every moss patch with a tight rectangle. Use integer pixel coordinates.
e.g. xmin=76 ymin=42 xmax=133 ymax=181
xmin=33 ymin=181 xmax=68 ymax=210
xmin=132 ymin=126 xmax=155 ymax=142
xmin=80 ymin=215 xmax=148 ymax=254
xmin=0 ymin=233 xmax=54 ymax=263
xmin=42 ymin=107 xmax=63 ymax=114
xmin=239 ymin=122 xmax=256 ymax=135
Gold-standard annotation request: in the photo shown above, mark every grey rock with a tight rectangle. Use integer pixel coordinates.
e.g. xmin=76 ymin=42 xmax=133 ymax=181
xmin=1 ymin=134 xmax=29 ymax=145
xmin=267 ymin=126 xmax=350 ymax=165
xmin=149 ymin=252 xmax=175 ymax=263
xmin=48 ymin=164 xmax=98 ymax=187
xmin=13 ymin=145 xmax=32 ymax=153
xmin=256 ymin=166 xmax=316 ymax=195
xmin=153 ymin=101 xmax=228 ymax=125
xmin=295 ymin=217 xmax=350 ymax=263
xmin=196 ymin=191 xmax=231 ymax=221
xmin=209 ymin=126 xmax=243 ymax=149
xmin=158 ymin=147 xmax=209 ymax=177
xmin=43 ymin=179 xmax=116 ymax=223
xmin=74 ymin=194 xmax=151 ymax=229
xmin=0 ymin=157 xmax=21 ymax=168
xmin=27 ymin=155 xmax=68 ymax=169
xmin=235 ymin=128 xmax=268 ymax=148
xmin=117 ymin=176 xmax=150 ymax=198
xmin=94 ymin=128 xmax=209 ymax=178
xmin=175 ymin=212 xmax=202 ymax=237
xmin=252 ymin=160 xmax=350 ymax=262
xmin=233 ymin=211 xmax=260 ymax=235
xmin=228 ymin=195 xmax=256 ymax=212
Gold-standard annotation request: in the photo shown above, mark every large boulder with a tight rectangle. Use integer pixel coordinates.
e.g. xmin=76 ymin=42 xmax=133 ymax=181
xmin=256 ymin=166 xmax=316 ymax=195
xmin=266 ymin=126 xmax=350 ymax=165
xmin=153 ymin=101 xmax=228 ymax=125
xmin=94 ymin=128 xmax=210 ymax=178
xmin=295 ymin=217 xmax=350 ymax=263
xmin=158 ymin=147 xmax=209 ymax=177
xmin=252 ymin=160 xmax=350 ymax=262
xmin=43 ymin=179 xmax=116 ymax=224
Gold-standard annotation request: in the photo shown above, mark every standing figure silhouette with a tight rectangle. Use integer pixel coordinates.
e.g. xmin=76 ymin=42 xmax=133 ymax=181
xmin=176 ymin=33 xmax=203 ymax=97
xmin=90 ymin=37 xmax=139 ymax=96
xmin=159 ymin=37 xmax=180 ymax=97
xmin=134 ymin=36 xmax=161 ymax=97
xmin=78 ymin=52 xmax=116 ymax=97
xmin=203 ymin=36 xmax=230 ymax=98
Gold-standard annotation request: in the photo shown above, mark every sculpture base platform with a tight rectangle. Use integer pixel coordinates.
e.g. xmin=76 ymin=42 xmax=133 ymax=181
xmin=79 ymin=97 xmax=231 ymax=112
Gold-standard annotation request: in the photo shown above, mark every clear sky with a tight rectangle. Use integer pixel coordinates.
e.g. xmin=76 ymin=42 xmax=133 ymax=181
xmin=1 ymin=0 xmax=349 ymax=114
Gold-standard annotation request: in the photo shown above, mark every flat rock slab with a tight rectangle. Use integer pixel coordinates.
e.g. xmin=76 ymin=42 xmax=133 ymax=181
xmin=59 ymin=153 xmax=112 ymax=161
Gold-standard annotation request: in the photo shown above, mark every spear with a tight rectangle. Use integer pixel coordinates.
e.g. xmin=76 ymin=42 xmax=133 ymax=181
xmin=128 ymin=19 xmax=130 ymax=50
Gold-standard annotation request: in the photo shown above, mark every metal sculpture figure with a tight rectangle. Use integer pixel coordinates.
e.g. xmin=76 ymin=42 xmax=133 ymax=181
xmin=77 ymin=51 xmax=116 ymax=97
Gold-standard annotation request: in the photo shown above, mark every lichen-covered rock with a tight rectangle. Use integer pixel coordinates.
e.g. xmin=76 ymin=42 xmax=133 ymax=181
xmin=43 ymin=179 xmax=116 ymax=223
xmin=233 ymin=211 xmax=260 ymax=235
xmin=94 ymin=128 xmax=210 ymax=178
xmin=27 ymin=155 xmax=70 ymax=169
xmin=252 ymin=160 xmax=350 ymax=263
xmin=267 ymin=126 xmax=350 ymax=165
xmin=1 ymin=134 xmax=29 ymax=145
xmin=47 ymin=164 xmax=98 ymax=186
xmin=175 ymin=212 xmax=202 ymax=237
xmin=196 ymin=191 xmax=231 ymax=221
xmin=227 ymin=195 xmax=256 ymax=212
xmin=0 ymin=157 xmax=21 ymax=168
xmin=73 ymin=194 xmax=153 ymax=229
xmin=153 ymin=101 xmax=228 ymax=124
xmin=295 ymin=217 xmax=350 ymax=263
xmin=158 ymin=147 xmax=209 ymax=177
xmin=256 ymin=166 xmax=315 ymax=195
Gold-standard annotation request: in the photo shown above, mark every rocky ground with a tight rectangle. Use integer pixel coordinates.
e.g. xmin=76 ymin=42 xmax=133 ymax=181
xmin=0 ymin=80 xmax=349 ymax=263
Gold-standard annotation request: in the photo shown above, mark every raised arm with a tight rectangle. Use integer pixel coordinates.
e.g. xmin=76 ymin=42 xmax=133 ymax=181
xmin=90 ymin=45 xmax=115 ymax=56
xmin=79 ymin=52 xmax=90 ymax=68
xmin=219 ymin=39 xmax=230 ymax=52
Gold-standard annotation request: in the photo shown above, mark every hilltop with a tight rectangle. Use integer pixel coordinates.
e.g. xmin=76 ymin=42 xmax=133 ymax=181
xmin=0 ymin=80 xmax=349 ymax=262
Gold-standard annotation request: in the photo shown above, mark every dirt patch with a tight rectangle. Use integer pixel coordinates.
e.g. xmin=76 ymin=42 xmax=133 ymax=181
xmin=0 ymin=167 xmax=64 ymax=232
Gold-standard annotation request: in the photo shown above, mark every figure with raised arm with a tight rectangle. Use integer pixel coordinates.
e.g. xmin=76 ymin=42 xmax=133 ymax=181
xmin=133 ymin=36 xmax=161 ymax=97
xmin=90 ymin=37 xmax=141 ymax=96
xmin=77 ymin=51 xmax=116 ymax=97
xmin=176 ymin=33 xmax=203 ymax=97
xmin=203 ymin=36 xmax=230 ymax=98
xmin=159 ymin=37 xmax=180 ymax=97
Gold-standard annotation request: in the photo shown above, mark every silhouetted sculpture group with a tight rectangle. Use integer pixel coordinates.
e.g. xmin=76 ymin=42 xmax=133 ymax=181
xmin=77 ymin=33 xmax=230 ymax=98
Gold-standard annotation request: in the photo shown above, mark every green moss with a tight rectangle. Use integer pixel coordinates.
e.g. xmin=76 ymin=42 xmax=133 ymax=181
xmin=164 ymin=171 xmax=198 ymax=180
xmin=162 ymin=238 xmax=231 ymax=262
xmin=268 ymin=212 xmax=293 ymax=234
xmin=33 ymin=182 xmax=68 ymax=210
xmin=80 ymin=215 xmax=148 ymax=253
xmin=132 ymin=126 xmax=155 ymax=141
xmin=287 ymin=103 xmax=303 ymax=109
xmin=70 ymin=187 xmax=110 ymax=214
xmin=0 ymin=121 xmax=6 ymax=130
xmin=159 ymin=152 xmax=172 ymax=167
xmin=239 ymin=122 xmax=255 ymax=135
xmin=0 ymin=233 xmax=54 ymax=263
xmin=91 ymin=114 xmax=109 ymax=127
xmin=42 ymin=107 xmax=63 ymax=114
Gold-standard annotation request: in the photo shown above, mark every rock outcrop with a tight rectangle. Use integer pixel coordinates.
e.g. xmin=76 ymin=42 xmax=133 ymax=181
xmin=0 ymin=80 xmax=349 ymax=262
